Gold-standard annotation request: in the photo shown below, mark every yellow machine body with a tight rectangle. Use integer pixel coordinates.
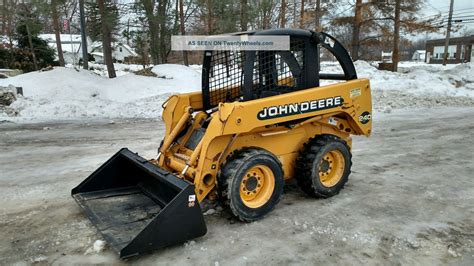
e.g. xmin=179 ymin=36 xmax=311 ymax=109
xmin=72 ymin=29 xmax=372 ymax=258
xmin=154 ymin=78 xmax=372 ymax=202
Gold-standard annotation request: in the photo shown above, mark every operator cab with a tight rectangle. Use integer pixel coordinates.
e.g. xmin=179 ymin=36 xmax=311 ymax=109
xmin=202 ymin=29 xmax=358 ymax=110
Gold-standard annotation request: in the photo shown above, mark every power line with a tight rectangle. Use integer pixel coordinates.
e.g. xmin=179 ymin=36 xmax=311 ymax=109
xmin=420 ymin=8 xmax=474 ymax=20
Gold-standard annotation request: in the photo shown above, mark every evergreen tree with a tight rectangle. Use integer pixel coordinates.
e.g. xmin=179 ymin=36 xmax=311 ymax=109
xmin=13 ymin=4 xmax=55 ymax=72
xmin=85 ymin=1 xmax=120 ymax=43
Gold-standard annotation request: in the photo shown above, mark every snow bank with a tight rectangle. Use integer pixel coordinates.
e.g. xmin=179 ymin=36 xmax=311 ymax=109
xmin=0 ymin=61 xmax=473 ymax=122
xmin=0 ymin=65 xmax=201 ymax=121
xmin=355 ymin=61 xmax=474 ymax=98
xmin=320 ymin=61 xmax=474 ymax=111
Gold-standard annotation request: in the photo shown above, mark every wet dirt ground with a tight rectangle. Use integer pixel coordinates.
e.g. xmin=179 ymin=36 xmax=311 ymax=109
xmin=0 ymin=107 xmax=473 ymax=265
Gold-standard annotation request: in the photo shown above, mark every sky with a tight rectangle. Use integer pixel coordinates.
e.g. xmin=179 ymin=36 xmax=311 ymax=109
xmin=421 ymin=0 xmax=474 ymax=38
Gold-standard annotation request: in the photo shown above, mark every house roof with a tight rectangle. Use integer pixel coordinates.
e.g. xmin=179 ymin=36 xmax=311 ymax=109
xmin=39 ymin=34 xmax=83 ymax=43
xmin=91 ymin=41 xmax=138 ymax=56
xmin=122 ymin=43 xmax=138 ymax=56
xmin=426 ymin=35 xmax=474 ymax=45
xmin=47 ymin=42 xmax=81 ymax=53
xmin=415 ymin=50 xmax=426 ymax=54
xmin=91 ymin=52 xmax=103 ymax=57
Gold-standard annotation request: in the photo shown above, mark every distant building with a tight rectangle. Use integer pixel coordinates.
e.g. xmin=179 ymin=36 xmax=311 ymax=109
xmin=39 ymin=34 xmax=92 ymax=65
xmin=90 ymin=42 xmax=138 ymax=63
xmin=412 ymin=50 xmax=426 ymax=62
xmin=425 ymin=35 xmax=473 ymax=64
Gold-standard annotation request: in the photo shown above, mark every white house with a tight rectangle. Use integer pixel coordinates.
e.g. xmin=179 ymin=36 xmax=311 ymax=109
xmin=39 ymin=34 xmax=92 ymax=65
xmin=412 ymin=50 xmax=426 ymax=62
xmin=90 ymin=42 xmax=138 ymax=63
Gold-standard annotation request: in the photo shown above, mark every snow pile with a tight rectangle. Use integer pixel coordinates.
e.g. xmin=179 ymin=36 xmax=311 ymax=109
xmin=321 ymin=61 xmax=474 ymax=111
xmin=88 ymin=62 xmax=150 ymax=77
xmin=355 ymin=62 xmax=474 ymax=111
xmin=0 ymin=65 xmax=201 ymax=121
xmin=0 ymin=61 xmax=473 ymax=122
xmin=355 ymin=61 xmax=474 ymax=98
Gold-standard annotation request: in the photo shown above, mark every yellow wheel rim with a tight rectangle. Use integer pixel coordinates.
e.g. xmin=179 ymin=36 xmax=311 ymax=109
xmin=239 ymin=165 xmax=275 ymax=208
xmin=318 ymin=149 xmax=345 ymax=187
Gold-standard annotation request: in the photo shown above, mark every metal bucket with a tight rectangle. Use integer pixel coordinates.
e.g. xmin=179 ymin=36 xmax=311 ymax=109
xmin=72 ymin=148 xmax=207 ymax=258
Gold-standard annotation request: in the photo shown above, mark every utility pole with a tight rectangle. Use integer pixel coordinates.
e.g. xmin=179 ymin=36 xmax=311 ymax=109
xmin=442 ymin=0 xmax=454 ymax=66
xmin=79 ymin=0 xmax=88 ymax=70
xmin=392 ymin=0 xmax=401 ymax=72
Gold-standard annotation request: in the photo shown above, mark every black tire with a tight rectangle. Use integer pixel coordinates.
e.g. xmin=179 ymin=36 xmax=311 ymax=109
xmin=218 ymin=148 xmax=284 ymax=222
xmin=295 ymin=135 xmax=352 ymax=198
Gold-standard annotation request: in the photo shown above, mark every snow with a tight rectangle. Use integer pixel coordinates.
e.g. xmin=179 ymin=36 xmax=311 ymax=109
xmin=0 ymin=61 xmax=473 ymax=122
xmin=39 ymin=34 xmax=82 ymax=43
xmin=0 ymin=64 xmax=201 ymax=121
xmin=39 ymin=34 xmax=83 ymax=54
xmin=92 ymin=240 xmax=106 ymax=253
xmin=355 ymin=61 xmax=474 ymax=97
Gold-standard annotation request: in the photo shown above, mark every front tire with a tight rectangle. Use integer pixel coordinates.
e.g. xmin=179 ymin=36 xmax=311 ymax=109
xmin=295 ymin=135 xmax=352 ymax=198
xmin=218 ymin=148 xmax=284 ymax=222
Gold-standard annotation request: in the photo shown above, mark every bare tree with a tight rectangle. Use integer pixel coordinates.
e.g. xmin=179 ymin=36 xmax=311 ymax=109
xmin=206 ymin=0 xmax=212 ymax=34
xmin=179 ymin=0 xmax=188 ymax=65
xmin=314 ymin=0 xmax=321 ymax=32
xmin=240 ymin=0 xmax=248 ymax=31
xmin=51 ymin=0 xmax=65 ymax=66
xmin=351 ymin=0 xmax=362 ymax=61
xmin=98 ymin=0 xmax=116 ymax=78
xmin=279 ymin=0 xmax=287 ymax=28
xmin=140 ymin=0 xmax=160 ymax=64
xmin=299 ymin=0 xmax=305 ymax=28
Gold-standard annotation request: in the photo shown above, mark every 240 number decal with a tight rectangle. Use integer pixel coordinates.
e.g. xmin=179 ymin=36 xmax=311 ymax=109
xmin=359 ymin=111 xmax=371 ymax=124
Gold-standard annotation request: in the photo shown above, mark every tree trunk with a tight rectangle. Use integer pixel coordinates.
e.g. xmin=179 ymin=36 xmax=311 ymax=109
xmin=158 ymin=0 xmax=168 ymax=63
xmin=141 ymin=0 xmax=160 ymax=64
xmin=292 ymin=0 xmax=297 ymax=28
xmin=315 ymin=0 xmax=321 ymax=32
xmin=279 ymin=0 xmax=286 ymax=28
xmin=240 ymin=0 xmax=248 ymax=31
xmin=2 ymin=0 xmax=6 ymax=34
xmin=206 ymin=0 xmax=212 ymax=34
xmin=179 ymin=0 xmax=188 ymax=66
xmin=98 ymin=0 xmax=116 ymax=78
xmin=25 ymin=23 xmax=38 ymax=70
xmin=299 ymin=0 xmax=305 ymax=28
xmin=79 ymin=0 xmax=88 ymax=69
xmin=6 ymin=0 xmax=14 ymax=60
xmin=351 ymin=0 xmax=362 ymax=61
xmin=51 ymin=0 xmax=65 ymax=67
xmin=392 ymin=0 xmax=401 ymax=72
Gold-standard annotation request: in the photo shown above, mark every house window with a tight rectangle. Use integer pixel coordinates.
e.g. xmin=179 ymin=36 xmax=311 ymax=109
xmin=433 ymin=45 xmax=456 ymax=59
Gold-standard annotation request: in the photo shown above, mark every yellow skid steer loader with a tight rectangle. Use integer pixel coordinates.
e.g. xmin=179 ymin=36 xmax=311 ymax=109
xmin=72 ymin=29 xmax=372 ymax=258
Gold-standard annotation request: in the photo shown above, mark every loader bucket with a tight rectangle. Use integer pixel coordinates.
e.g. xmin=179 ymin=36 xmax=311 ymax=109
xmin=71 ymin=148 xmax=207 ymax=259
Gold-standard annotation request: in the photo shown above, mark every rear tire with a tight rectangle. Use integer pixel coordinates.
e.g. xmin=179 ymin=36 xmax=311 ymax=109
xmin=218 ymin=148 xmax=284 ymax=222
xmin=295 ymin=135 xmax=352 ymax=198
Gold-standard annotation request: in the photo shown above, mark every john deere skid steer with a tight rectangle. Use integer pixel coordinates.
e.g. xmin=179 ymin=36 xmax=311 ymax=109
xmin=72 ymin=29 xmax=372 ymax=258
